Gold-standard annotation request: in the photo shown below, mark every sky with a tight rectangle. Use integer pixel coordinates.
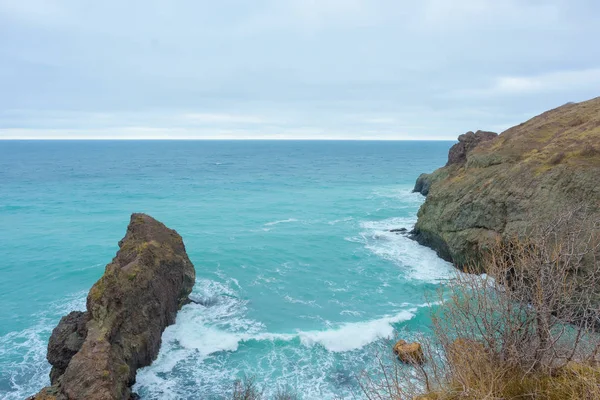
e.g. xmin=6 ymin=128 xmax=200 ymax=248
xmin=1 ymin=0 xmax=599 ymax=140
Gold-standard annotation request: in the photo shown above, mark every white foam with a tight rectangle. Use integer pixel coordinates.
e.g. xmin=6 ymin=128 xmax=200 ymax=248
xmin=297 ymin=310 xmax=416 ymax=352
xmin=358 ymin=217 xmax=454 ymax=283
xmin=327 ymin=217 xmax=354 ymax=225
xmin=0 ymin=291 xmax=87 ymax=400
xmin=134 ymin=275 xmax=422 ymax=399
xmin=283 ymin=295 xmax=322 ymax=308
xmin=264 ymin=218 xmax=298 ymax=227
xmin=370 ymin=187 xmax=424 ymax=204
xmin=340 ymin=310 xmax=363 ymax=317
xmin=154 ymin=306 xmax=414 ymax=358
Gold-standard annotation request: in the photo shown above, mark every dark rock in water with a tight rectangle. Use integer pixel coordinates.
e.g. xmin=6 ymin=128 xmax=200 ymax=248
xmin=30 ymin=213 xmax=196 ymax=400
xmin=413 ymin=173 xmax=432 ymax=196
xmin=390 ymin=228 xmax=408 ymax=234
xmin=446 ymin=130 xmax=497 ymax=167
xmin=411 ymin=97 xmax=600 ymax=268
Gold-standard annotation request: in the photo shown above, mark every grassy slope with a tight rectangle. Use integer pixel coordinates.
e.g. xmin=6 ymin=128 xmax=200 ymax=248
xmin=414 ymin=97 xmax=600 ymax=267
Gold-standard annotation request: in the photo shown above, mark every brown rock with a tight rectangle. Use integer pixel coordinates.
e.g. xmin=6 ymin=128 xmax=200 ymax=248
xmin=412 ymin=97 xmax=600 ymax=268
xmin=393 ymin=340 xmax=425 ymax=364
xmin=446 ymin=130 xmax=498 ymax=166
xmin=30 ymin=213 xmax=196 ymax=400
xmin=46 ymin=311 xmax=89 ymax=384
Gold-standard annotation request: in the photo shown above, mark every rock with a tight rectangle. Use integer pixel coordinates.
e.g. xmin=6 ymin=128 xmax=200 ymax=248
xmin=390 ymin=228 xmax=408 ymax=234
xmin=47 ymin=311 xmax=89 ymax=384
xmin=413 ymin=173 xmax=432 ymax=195
xmin=446 ymin=130 xmax=498 ymax=166
xmin=411 ymin=97 xmax=600 ymax=268
xmin=393 ymin=340 xmax=425 ymax=364
xmin=31 ymin=213 xmax=196 ymax=400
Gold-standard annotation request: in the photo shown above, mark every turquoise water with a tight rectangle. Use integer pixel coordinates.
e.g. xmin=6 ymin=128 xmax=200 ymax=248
xmin=0 ymin=140 xmax=454 ymax=399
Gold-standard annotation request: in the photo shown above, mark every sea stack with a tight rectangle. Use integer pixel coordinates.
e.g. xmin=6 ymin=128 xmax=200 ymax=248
xmin=30 ymin=213 xmax=196 ymax=400
xmin=411 ymin=97 xmax=600 ymax=268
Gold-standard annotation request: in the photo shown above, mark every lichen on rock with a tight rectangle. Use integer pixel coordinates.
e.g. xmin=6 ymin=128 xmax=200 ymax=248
xmin=29 ymin=213 xmax=196 ymax=400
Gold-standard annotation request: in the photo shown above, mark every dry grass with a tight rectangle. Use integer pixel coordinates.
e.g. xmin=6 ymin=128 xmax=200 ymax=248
xmin=359 ymin=206 xmax=600 ymax=400
xmin=472 ymin=97 xmax=600 ymax=169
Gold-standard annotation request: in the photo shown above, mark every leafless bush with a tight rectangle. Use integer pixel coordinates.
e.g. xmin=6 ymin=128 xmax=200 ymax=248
xmin=232 ymin=376 xmax=263 ymax=400
xmin=231 ymin=377 xmax=301 ymax=400
xmin=272 ymin=385 xmax=300 ymax=400
xmin=359 ymin=206 xmax=600 ymax=399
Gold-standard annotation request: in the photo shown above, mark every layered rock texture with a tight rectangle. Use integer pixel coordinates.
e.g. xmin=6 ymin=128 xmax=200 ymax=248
xmin=412 ymin=97 xmax=600 ymax=267
xmin=31 ymin=213 xmax=196 ymax=400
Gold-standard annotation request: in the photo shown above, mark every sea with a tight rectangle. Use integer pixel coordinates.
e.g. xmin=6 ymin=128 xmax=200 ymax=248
xmin=0 ymin=140 xmax=455 ymax=399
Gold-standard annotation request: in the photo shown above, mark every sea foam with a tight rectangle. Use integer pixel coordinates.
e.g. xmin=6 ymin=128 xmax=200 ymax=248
xmin=358 ymin=216 xmax=454 ymax=283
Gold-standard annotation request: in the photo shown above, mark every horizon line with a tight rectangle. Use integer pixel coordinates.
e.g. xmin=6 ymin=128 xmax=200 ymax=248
xmin=0 ymin=137 xmax=456 ymax=141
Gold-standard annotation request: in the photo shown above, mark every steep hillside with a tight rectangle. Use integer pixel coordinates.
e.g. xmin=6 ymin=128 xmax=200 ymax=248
xmin=412 ymin=97 xmax=600 ymax=267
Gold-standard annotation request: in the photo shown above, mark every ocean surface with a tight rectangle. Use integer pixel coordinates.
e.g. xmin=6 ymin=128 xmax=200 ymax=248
xmin=0 ymin=140 xmax=454 ymax=399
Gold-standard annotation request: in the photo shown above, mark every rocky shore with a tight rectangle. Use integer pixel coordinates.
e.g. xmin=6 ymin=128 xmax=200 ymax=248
xmin=30 ymin=214 xmax=196 ymax=400
xmin=411 ymin=97 xmax=600 ymax=268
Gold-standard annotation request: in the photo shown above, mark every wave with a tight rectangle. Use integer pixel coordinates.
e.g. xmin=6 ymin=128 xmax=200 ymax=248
xmin=295 ymin=309 xmax=416 ymax=352
xmin=263 ymin=218 xmax=298 ymax=227
xmin=327 ymin=217 xmax=354 ymax=225
xmin=283 ymin=295 xmax=322 ymax=308
xmin=357 ymin=216 xmax=454 ymax=283
xmin=158 ymin=305 xmax=416 ymax=358
xmin=135 ymin=272 xmax=423 ymax=399
xmin=369 ymin=187 xmax=424 ymax=204
xmin=0 ymin=291 xmax=87 ymax=400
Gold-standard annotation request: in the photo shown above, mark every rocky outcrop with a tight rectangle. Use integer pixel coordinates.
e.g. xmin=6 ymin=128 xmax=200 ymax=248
xmin=446 ymin=130 xmax=498 ymax=166
xmin=31 ymin=213 xmax=196 ymax=400
xmin=412 ymin=131 xmax=497 ymax=196
xmin=46 ymin=311 xmax=89 ymax=384
xmin=412 ymin=97 xmax=600 ymax=268
xmin=393 ymin=340 xmax=425 ymax=364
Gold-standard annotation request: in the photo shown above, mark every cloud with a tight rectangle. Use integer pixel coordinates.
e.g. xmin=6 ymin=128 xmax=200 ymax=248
xmin=417 ymin=0 xmax=562 ymax=29
xmin=449 ymin=68 xmax=600 ymax=98
xmin=0 ymin=0 xmax=599 ymax=139
xmin=182 ymin=113 xmax=271 ymax=125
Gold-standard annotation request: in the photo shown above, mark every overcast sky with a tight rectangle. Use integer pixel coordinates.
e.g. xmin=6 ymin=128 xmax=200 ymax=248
xmin=1 ymin=0 xmax=599 ymax=140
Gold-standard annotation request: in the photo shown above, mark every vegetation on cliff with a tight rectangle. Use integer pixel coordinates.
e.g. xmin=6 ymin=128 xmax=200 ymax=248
xmin=359 ymin=98 xmax=600 ymax=399
xmin=412 ymin=97 xmax=600 ymax=268
xmin=361 ymin=209 xmax=600 ymax=399
xmin=30 ymin=214 xmax=196 ymax=400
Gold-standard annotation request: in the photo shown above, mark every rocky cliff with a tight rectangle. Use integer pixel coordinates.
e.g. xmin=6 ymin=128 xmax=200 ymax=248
xmin=31 ymin=213 xmax=196 ymax=400
xmin=412 ymin=97 xmax=600 ymax=268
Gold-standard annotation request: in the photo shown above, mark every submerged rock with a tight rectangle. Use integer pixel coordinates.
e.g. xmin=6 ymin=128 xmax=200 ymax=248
xmin=30 ymin=213 xmax=196 ymax=400
xmin=411 ymin=97 xmax=600 ymax=268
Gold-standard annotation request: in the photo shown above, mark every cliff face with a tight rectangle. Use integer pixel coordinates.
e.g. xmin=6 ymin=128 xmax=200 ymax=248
xmin=31 ymin=213 xmax=196 ymax=400
xmin=412 ymin=97 xmax=600 ymax=267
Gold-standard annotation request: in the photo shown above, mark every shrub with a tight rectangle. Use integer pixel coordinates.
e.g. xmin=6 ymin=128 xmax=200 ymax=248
xmin=231 ymin=378 xmax=301 ymax=400
xmin=232 ymin=377 xmax=263 ymax=400
xmin=359 ymin=206 xmax=600 ymax=399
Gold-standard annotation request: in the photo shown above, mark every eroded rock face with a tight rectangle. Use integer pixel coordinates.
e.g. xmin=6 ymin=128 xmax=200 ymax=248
xmin=47 ymin=311 xmax=89 ymax=384
xmin=446 ymin=130 xmax=498 ymax=166
xmin=411 ymin=97 xmax=600 ymax=268
xmin=30 ymin=213 xmax=196 ymax=400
